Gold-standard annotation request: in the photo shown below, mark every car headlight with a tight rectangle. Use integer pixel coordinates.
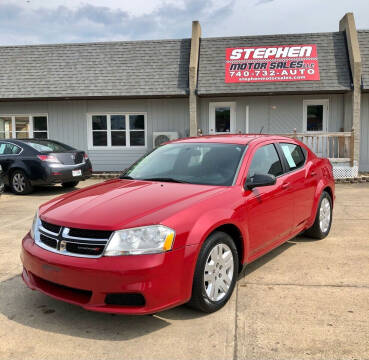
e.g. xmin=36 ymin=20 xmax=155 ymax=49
xmin=104 ymin=225 xmax=175 ymax=256
xmin=30 ymin=209 xmax=40 ymax=240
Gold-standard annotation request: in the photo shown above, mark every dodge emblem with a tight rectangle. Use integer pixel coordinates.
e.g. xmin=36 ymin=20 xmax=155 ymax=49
xmin=59 ymin=240 xmax=67 ymax=251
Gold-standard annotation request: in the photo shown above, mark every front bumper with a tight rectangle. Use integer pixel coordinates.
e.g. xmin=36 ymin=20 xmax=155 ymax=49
xmin=21 ymin=233 xmax=198 ymax=314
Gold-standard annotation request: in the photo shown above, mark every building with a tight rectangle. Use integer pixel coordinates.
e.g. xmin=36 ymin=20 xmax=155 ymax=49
xmin=0 ymin=12 xmax=368 ymax=177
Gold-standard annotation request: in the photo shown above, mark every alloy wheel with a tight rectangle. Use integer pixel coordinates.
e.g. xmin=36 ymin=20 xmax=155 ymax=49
xmin=12 ymin=173 xmax=26 ymax=193
xmin=204 ymin=243 xmax=234 ymax=301
xmin=319 ymin=197 xmax=331 ymax=233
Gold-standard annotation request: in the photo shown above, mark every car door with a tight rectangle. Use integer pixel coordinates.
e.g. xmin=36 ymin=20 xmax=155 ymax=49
xmin=277 ymin=142 xmax=317 ymax=230
xmin=0 ymin=141 xmax=12 ymax=179
xmin=244 ymin=142 xmax=294 ymax=259
xmin=0 ymin=141 xmax=22 ymax=182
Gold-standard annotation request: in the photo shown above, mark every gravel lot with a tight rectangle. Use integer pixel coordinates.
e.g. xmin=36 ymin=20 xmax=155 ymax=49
xmin=0 ymin=180 xmax=368 ymax=360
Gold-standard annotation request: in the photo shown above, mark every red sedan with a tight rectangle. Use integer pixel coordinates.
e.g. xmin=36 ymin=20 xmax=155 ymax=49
xmin=21 ymin=135 xmax=334 ymax=314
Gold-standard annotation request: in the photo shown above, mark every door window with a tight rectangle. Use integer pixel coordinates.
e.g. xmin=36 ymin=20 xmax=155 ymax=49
xmin=306 ymin=105 xmax=323 ymax=131
xmin=215 ymin=107 xmax=230 ymax=132
xmin=0 ymin=142 xmax=22 ymax=155
xmin=280 ymin=143 xmax=305 ymax=171
xmin=247 ymin=144 xmax=283 ymax=179
xmin=303 ymin=99 xmax=328 ymax=133
xmin=209 ymin=102 xmax=235 ymax=134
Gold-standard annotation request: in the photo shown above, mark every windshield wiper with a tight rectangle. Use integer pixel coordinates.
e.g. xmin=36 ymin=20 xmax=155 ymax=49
xmin=120 ymin=175 xmax=135 ymax=180
xmin=140 ymin=177 xmax=189 ymax=183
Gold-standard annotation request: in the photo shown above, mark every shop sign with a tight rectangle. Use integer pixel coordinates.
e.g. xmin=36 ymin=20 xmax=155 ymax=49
xmin=225 ymin=44 xmax=320 ymax=83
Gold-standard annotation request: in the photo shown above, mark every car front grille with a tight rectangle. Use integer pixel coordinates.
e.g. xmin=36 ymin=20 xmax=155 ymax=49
xmin=41 ymin=220 xmax=61 ymax=234
xmin=37 ymin=220 xmax=112 ymax=258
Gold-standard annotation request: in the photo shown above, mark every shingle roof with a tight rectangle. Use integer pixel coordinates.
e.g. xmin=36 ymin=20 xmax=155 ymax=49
xmin=0 ymin=39 xmax=190 ymax=99
xmin=197 ymin=32 xmax=352 ymax=95
xmin=358 ymin=30 xmax=369 ymax=91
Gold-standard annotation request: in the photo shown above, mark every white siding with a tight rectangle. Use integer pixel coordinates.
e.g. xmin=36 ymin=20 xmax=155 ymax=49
xmin=199 ymin=94 xmax=345 ymax=134
xmin=0 ymin=98 xmax=189 ymax=171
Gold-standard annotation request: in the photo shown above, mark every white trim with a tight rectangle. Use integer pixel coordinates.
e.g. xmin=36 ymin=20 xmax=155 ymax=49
xmin=245 ymin=105 xmax=249 ymax=133
xmin=87 ymin=112 xmax=147 ymax=150
xmin=0 ymin=114 xmax=49 ymax=139
xmin=209 ymin=102 xmax=236 ymax=134
xmin=303 ymin=99 xmax=329 ymax=133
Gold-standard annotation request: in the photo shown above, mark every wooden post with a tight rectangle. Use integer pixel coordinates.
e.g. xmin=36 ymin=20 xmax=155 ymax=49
xmin=350 ymin=128 xmax=355 ymax=166
xmin=338 ymin=134 xmax=345 ymax=158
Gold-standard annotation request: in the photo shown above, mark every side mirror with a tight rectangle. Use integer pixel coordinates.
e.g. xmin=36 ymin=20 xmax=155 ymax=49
xmin=244 ymin=173 xmax=276 ymax=190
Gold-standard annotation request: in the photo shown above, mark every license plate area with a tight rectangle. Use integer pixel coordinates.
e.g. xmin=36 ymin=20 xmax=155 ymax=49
xmin=72 ymin=169 xmax=82 ymax=177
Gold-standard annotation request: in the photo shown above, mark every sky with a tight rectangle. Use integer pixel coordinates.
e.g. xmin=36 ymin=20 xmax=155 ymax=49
xmin=0 ymin=0 xmax=368 ymax=45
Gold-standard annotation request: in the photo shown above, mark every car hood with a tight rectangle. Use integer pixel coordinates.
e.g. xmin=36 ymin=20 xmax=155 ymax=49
xmin=40 ymin=179 xmax=225 ymax=230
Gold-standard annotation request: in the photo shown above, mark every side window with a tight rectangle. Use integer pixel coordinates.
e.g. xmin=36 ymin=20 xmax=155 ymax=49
xmin=0 ymin=143 xmax=5 ymax=155
xmin=0 ymin=143 xmax=21 ymax=155
xmin=280 ymin=143 xmax=305 ymax=171
xmin=248 ymin=144 xmax=283 ymax=179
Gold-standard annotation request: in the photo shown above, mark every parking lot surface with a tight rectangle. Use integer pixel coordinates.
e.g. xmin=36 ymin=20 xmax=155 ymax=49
xmin=0 ymin=180 xmax=369 ymax=360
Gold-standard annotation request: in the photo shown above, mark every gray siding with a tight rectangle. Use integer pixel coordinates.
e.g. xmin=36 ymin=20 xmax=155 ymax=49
xmin=360 ymin=94 xmax=369 ymax=171
xmin=0 ymin=98 xmax=189 ymax=171
xmin=199 ymin=94 xmax=344 ymax=134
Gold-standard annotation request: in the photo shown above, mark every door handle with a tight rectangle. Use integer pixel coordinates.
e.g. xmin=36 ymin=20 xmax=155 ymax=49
xmin=281 ymin=182 xmax=289 ymax=190
xmin=310 ymin=171 xmax=317 ymax=177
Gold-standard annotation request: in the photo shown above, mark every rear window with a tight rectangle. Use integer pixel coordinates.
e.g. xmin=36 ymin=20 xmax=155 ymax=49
xmin=280 ymin=143 xmax=305 ymax=171
xmin=24 ymin=140 xmax=74 ymax=153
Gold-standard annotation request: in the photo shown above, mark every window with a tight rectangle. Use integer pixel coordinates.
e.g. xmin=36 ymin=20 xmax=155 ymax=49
xmin=307 ymin=105 xmax=323 ymax=131
xmin=303 ymin=99 xmax=328 ymax=133
xmin=209 ymin=102 xmax=236 ymax=134
xmin=0 ymin=142 xmax=22 ymax=155
xmin=280 ymin=143 xmax=305 ymax=171
xmin=24 ymin=139 xmax=74 ymax=153
xmin=15 ymin=116 xmax=30 ymax=139
xmin=0 ymin=117 xmax=12 ymax=139
xmin=247 ymin=144 xmax=283 ymax=179
xmin=33 ymin=116 xmax=48 ymax=139
xmin=89 ymin=113 xmax=146 ymax=148
xmin=215 ymin=107 xmax=231 ymax=132
xmin=0 ymin=115 xmax=48 ymax=139
xmin=123 ymin=142 xmax=245 ymax=186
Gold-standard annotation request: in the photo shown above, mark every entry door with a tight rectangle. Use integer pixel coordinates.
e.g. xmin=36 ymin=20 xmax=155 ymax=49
xmin=303 ymin=99 xmax=329 ymax=157
xmin=209 ymin=102 xmax=236 ymax=134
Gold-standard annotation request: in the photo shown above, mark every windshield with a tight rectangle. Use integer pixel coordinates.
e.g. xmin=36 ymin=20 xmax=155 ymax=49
xmin=122 ymin=143 xmax=246 ymax=186
xmin=25 ymin=140 xmax=74 ymax=153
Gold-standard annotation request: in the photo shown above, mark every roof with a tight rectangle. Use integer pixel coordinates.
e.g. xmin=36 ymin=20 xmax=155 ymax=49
xmin=0 ymin=39 xmax=191 ymax=99
xmin=358 ymin=30 xmax=369 ymax=91
xmin=172 ymin=134 xmax=298 ymax=145
xmin=197 ymin=32 xmax=352 ymax=95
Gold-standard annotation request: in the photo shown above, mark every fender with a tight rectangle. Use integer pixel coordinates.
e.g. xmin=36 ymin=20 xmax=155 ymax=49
xmin=185 ymin=207 xmax=248 ymax=263
xmin=306 ymin=179 xmax=332 ymax=229
xmin=8 ymin=161 xmax=33 ymax=180
xmin=180 ymin=208 xmax=247 ymax=296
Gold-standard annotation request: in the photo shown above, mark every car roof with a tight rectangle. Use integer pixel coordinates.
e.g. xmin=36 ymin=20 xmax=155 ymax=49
xmin=170 ymin=134 xmax=297 ymax=145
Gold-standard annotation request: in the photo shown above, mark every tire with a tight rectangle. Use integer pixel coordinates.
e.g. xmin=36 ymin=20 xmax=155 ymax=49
xmin=62 ymin=181 xmax=79 ymax=188
xmin=10 ymin=170 xmax=33 ymax=195
xmin=188 ymin=231 xmax=239 ymax=313
xmin=305 ymin=191 xmax=333 ymax=239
